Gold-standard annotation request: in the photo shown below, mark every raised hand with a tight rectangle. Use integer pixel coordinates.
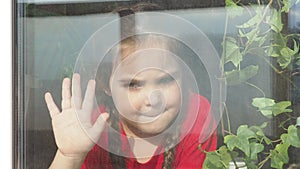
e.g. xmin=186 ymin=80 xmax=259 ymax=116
xmin=45 ymin=73 xmax=109 ymax=158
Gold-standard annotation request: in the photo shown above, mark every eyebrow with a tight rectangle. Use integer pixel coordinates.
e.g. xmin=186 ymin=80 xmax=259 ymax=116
xmin=118 ymin=76 xmax=143 ymax=83
xmin=118 ymin=78 xmax=142 ymax=84
xmin=157 ymin=71 xmax=181 ymax=79
xmin=118 ymin=70 xmax=181 ymax=83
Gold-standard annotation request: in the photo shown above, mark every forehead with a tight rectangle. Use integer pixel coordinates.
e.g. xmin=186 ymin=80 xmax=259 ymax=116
xmin=115 ymin=48 xmax=180 ymax=75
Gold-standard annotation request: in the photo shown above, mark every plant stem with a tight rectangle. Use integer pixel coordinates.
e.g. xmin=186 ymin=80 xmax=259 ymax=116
xmin=245 ymin=82 xmax=266 ymax=97
xmin=223 ymin=102 xmax=232 ymax=134
xmin=271 ymin=138 xmax=282 ymax=143
xmin=258 ymin=154 xmax=271 ymax=169
xmin=220 ymin=10 xmax=230 ymax=137
xmin=223 ymin=130 xmax=234 ymax=135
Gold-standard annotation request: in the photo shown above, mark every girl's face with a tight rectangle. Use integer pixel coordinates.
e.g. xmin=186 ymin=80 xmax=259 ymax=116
xmin=110 ymin=49 xmax=182 ymax=137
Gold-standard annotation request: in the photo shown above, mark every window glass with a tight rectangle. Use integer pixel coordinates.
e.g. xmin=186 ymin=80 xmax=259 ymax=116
xmin=15 ymin=0 xmax=300 ymax=168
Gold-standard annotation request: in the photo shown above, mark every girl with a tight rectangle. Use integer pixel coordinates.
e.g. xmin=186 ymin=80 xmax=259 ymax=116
xmin=45 ymin=34 xmax=217 ymax=169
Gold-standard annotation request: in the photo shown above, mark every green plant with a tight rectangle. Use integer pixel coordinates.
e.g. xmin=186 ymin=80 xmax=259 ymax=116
xmin=203 ymin=0 xmax=300 ymax=168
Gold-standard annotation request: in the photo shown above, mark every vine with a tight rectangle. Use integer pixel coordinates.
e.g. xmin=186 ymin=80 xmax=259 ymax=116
xmin=203 ymin=0 xmax=300 ymax=168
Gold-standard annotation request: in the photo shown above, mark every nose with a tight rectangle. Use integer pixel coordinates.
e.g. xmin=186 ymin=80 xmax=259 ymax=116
xmin=139 ymin=88 xmax=166 ymax=117
xmin=148 ymin=90 xmax=162 ymax=107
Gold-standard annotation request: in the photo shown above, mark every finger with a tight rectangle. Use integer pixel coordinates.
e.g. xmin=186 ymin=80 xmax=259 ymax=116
xmin=82 ymin=80 xmax=96 ymax=113
xmin=61 ymin=78 xmax=71 ymax=110
xmin=72 ymin=73 xmax=82 ymax=109
xmin=89 ymin=112 xmax=109 ymax=141
xmin=45 ymin=92 xmax=60 ymax=118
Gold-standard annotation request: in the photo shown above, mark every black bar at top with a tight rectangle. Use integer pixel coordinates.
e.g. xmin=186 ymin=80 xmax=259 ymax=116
xmin=21 ymin=0 xmax=226 ymax=17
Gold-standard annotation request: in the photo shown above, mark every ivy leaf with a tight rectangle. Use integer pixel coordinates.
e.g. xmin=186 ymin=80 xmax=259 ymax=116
xmin=267 ymin=44 xmax=281 ymax=57
xmin=282 ymin=0 xmax=298 ymax=13
xmin=203 ymin=146 xmax=232 ymax=169
xmin=245 ymin=159 xmax=259 ymax=169
xmin=262 ymin=101 xmax=292 ymax=116
xmin=225 ymin=135 xmax=250 ymax=156
xmin=252 ymin=98 xmax=292 ymax=117
xmin=281 ymin=0 xmax=290 ymax=12
xmin=237 ymin=125 xmax=256 ymax=139
xmin=225 ymin=65 xmax=259 ymax=85
xmin=250 ymin=123 xmax=272 ymax=145
xmin=225 ymin=0 xmax=244 ymax=18
xmin=224 ymin=135 xmax=237 ymax=150
xmin=203 ymin=152 xmax=224 ymax=169
xmin=278 ymin=46 xmax=297 ymax=68
xmin=252 ymin=98 xmax=275 ymax=108
xmin=252 ymin=98 xmax=275 ymax=117
xmin=270 ymin=143 xmax=290 ymax=169
xmin=276 ymin=39 xmax=299 ymax=69
xmin=224 ymin=126 xmax=256 ymax=157
xmin=239 ymin=28 xmax=258 ymax=41
xmin=224 ymin=37 xmax=242 ymax=67
xmin=237 ymin=12 xmax=262 ymax=29
xmin=248 ymin=47 xmax=266 ymax=57
xmin=219 ymin=146 xmax=234 ymax=164
xmin=283 ymin=125 xmax=300 ymax=148
xmin=266 ymin=9 xmax=283 ymax=33
xmin=249 ymin=142 xmax=264 ymax=160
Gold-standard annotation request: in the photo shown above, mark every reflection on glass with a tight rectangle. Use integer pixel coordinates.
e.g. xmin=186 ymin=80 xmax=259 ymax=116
xmin=15 ymin=1 xmax=300 ymax=168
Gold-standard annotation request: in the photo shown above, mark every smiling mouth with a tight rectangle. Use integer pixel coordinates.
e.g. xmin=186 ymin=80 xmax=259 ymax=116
xmin=136 ymin=109 xmax=166 ymax=123
xmin=140 ymin=108 xmax=165 ymax=117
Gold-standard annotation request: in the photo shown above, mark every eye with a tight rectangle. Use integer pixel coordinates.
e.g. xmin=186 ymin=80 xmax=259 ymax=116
xmin=158 ymin=76 xmax=175 ymax=85
xmin=123 ymin=80 xmax=143 ymax=90
xmin=129 ymin=82 xmax=140 ymax=89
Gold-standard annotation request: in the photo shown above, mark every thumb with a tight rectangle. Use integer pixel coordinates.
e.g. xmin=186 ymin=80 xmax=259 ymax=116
xmin=88 ymin=112 xmax=109 ymax=141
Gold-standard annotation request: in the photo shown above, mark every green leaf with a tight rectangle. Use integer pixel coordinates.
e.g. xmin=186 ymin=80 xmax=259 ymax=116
xmin=259 ymin=122 xmax=268 ymax=128
xmin=252 ymin=98 xmax=292 ymax=117
xmin=270 ymin=143 xmax=290 ymax=169
xmin=245 ymin=159 xmax=259 ymax=169
xmin=282 ymin=0 xmax=298 ymax=13
xmin=237 ymin=125 xmax=256 ymax=139
xmin=225 ymin=134 xmax=251 ymax=156
xmin=203 ymin=152 xmax=223 ymax=169
xmin=277 ymin=40 xmax=299 ymax=69
xmin=252 ymin=98 xmax=275 ymax=108
xmin=224 ymin=135 xmax=237 ymax=150
xmin=249 ymin=143 xmax=264 ymax=160
xmin=248 ymin=47 xmax=266 ymax=57
xmin=239 ymin=28 xmax=257 ymax=41
xmin=225 ymin=65 xmax=259 ymax=85
xmin=249 ymin=123 xmax=272 ymax=145
xmin=266 ymin=9 xmax=283 ymax=33
xmin=264 ymin=101 xmax=292 ymax=116
xmin=258 ymin=34 xmax=269 ymax=47
xmin=278 ymin=46 xmax=297 ymax=68
xmin=252 ymin=98 xmax=275 ymax=117
xmin=283 ymin=125 xmax=300 ymax=148
xmin=224 ymin=37 xmax=242 ymax=67
xmin=237 ymin=12 xmax=262 ymax=29
xmin=282 ymin=0 xmax=290 ymax=12
xmin=219 ymin=146 xmax=234 ymax=166
xmin=280 ymin=46 xmax=294 ymax=56
xmin=225 ymin=0 xmax=244 ymax=18
xmin=224 ymin=125 xmax=256 ymax=157
xmin=203 ymin=146 xmax=232 ymax=169
xmin=266 ymin=44 xmax=281 ymax=57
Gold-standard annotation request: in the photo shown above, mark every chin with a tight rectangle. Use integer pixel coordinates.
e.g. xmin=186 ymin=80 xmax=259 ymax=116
xmin=132 ymin=123 xmax=168 ymax=138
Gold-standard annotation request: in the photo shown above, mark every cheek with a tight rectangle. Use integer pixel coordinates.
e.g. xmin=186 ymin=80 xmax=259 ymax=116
xmin=113 ymin=88 xmax=144 ymax=113
xmin=112 ymin=87 xmax=132 ymax=112
xmin=127 ymin=92 xmax=143 ymax=111
xmin=164 ymin=84 xmax=182 ymax=107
